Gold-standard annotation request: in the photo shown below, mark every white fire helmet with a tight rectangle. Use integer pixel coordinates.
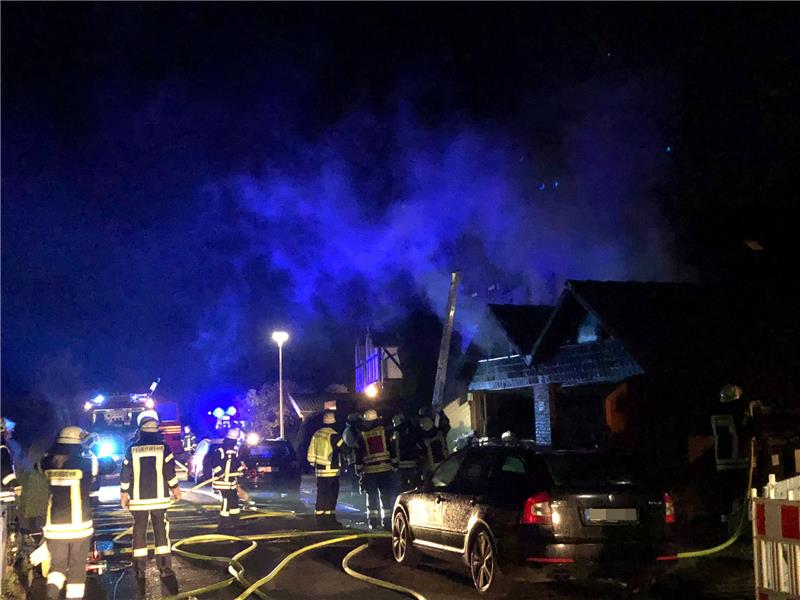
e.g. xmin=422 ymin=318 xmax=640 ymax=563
xmin=226 ymin=428 xmax=242 ymax=441
xmin=137 ymin=409 xmax=160 ymax=427
xmin=323 ymin=412 xmax=336 ymax=425
xmin=362 ymin=409 xmax=379 ymax=422
xmin=720 ymin=384 xmax=743 ymax=403
xmin=139 ymin=418 xmax=160 ymax=433
xmin=57 ymin=426 xmax=88 ymax=445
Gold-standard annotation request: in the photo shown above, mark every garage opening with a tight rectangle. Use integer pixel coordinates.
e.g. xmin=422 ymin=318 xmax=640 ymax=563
xmin=482 ymin=389 xmax=535 ymax=440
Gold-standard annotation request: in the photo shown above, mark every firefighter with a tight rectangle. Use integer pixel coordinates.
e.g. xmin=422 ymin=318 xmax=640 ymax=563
xmin=391 ymin=413 xmax=422 ymax=491
xmin=356 ymin=409 xmax=397 ymax=530
xmin=307 ymin=411 xmax=344 ymax=526
xmin=182 ymin=426 xmax=197 ymax=453
xmin=711 ymin=384 xmax=753 ymax=531
xmin=419 ymin=415 xmax=450 ymax=475
xmin=120 ymin=416 xmax=180 ymax=595
xmin=39 ymin=427 xmax=113 ymax=600
xmin=210 ymin=428 xmax=247 ymax=532
xmin=1 ymin=419 xmax=22 ymax=579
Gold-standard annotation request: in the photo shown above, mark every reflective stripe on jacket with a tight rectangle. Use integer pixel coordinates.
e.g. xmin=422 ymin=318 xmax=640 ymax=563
xmin=421 ymin=431 xmax=449 ymax=471
xmin=356 ymin=426 xmax=396 ymax=474
xmin=41 ymin=450 xmax=108 ymax=539
xmin=1 ymin=443 xmax=19 ymax=501
xmin=307 ymin=427 xmax=343 ymax=477
xmin=210 ymin=446 xmax=245 ymax=490
xmin=120 ymin=442 xmax=178 ymax=510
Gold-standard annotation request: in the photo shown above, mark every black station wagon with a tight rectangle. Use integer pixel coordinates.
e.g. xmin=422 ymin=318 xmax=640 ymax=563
xmin=391 ymin=441 xmax=676 ymax=595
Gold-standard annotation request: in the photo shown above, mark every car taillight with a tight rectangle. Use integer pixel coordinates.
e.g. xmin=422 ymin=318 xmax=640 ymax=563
xmin=521 ymin=492 xmax=552 ymax=525
xmin=664 ymin=492 xmax=676 ymax=524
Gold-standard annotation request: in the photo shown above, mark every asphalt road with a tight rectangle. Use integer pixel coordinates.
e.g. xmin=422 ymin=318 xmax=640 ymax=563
xmin=25 ymin=477 xmax=753 ymax=600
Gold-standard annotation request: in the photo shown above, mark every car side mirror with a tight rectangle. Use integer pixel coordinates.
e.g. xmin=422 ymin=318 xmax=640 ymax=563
xmin=421 ymin=471 xmax=433 ymax=490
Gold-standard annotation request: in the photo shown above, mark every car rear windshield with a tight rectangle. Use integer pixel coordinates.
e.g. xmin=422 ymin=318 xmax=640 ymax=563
xmin=543 ymin=454 xmax=645 ymax=487
xmin=250 ymin=443 xmax=291 ymax=459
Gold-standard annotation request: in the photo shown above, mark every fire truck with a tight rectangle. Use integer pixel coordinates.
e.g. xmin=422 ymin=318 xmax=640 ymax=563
xmin=83 ymin=379 xmax=184 ymax=464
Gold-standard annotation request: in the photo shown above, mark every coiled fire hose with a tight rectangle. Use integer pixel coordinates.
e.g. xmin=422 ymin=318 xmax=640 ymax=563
xmin=167 ymin=530 xmax=429 ymax=600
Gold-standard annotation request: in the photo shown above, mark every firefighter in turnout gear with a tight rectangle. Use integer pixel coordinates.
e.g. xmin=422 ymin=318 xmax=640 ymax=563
xmin=120 ymin=416 xmax=181 ymax=595
xmin=210 ymin=428 xmax=247 ymax=532
xmin=39 ymin=427 xmax=114 ymax=599
xmin=1 ymin=420 xmax=20 ymax=501
xmin=307 ymin=412 xmax=344 ymax=526
xmin=391 ymin=413 xmax=422 ymax=491
xmin=1 ymin=419 xmax=22 ymax=586
xmin=419 ymin=416 xmax=450 ymax=474
xmin=356 ymin=409 xmax=397 ymax=530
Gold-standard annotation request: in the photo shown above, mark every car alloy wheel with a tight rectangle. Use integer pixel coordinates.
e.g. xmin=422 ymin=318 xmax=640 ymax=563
xmin=470 ymin=530 xmax=495 ymax=593
xmin=392 ymin=512 xmax=410 ymax=563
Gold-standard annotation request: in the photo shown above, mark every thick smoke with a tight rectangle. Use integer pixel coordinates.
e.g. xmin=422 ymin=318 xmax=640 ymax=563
xmin=196 ymin=76 xmax=676 ymax=371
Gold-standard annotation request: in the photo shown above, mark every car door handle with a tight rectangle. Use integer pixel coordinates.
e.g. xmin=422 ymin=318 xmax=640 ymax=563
xmin=435 ymin=495 xmax=445 ymax=504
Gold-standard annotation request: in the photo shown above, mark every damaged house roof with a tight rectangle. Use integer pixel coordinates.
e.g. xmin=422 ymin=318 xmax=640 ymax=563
xmin=532 ymin=280 xmax=748 ymax=378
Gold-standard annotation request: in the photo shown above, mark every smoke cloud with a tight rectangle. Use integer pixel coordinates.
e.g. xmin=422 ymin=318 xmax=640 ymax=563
xmin=196 ymin=76 xmax=676 ymax=372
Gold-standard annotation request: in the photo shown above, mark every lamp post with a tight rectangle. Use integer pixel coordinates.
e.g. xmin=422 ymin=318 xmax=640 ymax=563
xmin=271 ymin=330 xmax=290 ymax=439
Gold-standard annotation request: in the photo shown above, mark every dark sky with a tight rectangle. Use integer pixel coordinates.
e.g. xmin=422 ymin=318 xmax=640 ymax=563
xmin=2 ymin=3 xmax=798 ymax=410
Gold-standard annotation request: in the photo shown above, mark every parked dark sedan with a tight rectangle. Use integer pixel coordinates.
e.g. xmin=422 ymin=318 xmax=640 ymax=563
xmin=391 ymin=441 xmax=677 ymax=595
xmin=240 ymin=439 xmax=301 ymax=493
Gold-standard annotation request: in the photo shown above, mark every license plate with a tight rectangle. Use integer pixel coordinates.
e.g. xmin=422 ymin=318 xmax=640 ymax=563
xmin=584 ymin=508 xmax=638 ymax=523
xmin=257 ymin=466 xmax=276 ymax=473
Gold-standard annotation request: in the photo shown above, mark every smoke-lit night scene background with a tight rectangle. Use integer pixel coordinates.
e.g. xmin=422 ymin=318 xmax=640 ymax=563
xmin=2 ymin=5 xmax=795 ymax=432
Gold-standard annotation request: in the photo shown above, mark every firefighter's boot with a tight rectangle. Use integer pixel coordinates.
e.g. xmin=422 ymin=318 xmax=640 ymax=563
xmin=160 ymin=568 xmax=180 ymax=595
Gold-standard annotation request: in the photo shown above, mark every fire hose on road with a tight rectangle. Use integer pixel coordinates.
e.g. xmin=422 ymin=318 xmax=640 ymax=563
xmin=675 ymin=439 xmax=756 ymax=560
xmin=107 ymin=473 xmax=427 ymax=599
xmin=167 ymin=530 xmax=427 ymax=600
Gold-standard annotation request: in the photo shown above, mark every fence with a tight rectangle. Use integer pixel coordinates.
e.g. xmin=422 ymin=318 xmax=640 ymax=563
xmin=753 ymin=474 xmax=800 ymax=599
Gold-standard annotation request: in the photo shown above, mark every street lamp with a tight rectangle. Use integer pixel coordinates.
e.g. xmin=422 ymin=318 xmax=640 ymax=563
xmin=271 ymin=330 xmax=290 ymax=439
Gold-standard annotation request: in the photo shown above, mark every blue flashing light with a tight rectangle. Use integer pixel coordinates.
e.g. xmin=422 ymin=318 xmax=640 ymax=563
xmin=553 ymin=180 xmax=559 ymax=188
xmin=226 ymin=406 xmax=237 ymax=416
xmin=98 ymin=442 xmax=115 ymax=458
xmin=665 ymin=146 xmax=672 ymax=153
xmin=538 ymin=183 xmax=546 ymax=191
xmin=212 ymin=407 xmax=225 ymax=419
xmin=93 ymin=394 xmax=105 ymax=404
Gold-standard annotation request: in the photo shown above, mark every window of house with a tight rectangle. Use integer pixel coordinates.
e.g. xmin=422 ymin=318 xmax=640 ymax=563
xmin=577 ymin=313 xmax=601 ymax=343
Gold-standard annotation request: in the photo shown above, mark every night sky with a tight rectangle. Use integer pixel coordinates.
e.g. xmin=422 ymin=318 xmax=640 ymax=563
xmin=2 ymin=4 xmax=797 ymax=415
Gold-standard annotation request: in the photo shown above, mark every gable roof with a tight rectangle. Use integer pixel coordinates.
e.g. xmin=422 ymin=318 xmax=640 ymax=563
xmin=532 ymin=280 xmax=738 ymax=374
xmin=487 ymin=304 xmax=554 ymax=355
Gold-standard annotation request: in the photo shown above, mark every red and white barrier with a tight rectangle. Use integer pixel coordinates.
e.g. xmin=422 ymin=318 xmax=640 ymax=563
xmin=753 ymin=481 xmax=800 ymax=600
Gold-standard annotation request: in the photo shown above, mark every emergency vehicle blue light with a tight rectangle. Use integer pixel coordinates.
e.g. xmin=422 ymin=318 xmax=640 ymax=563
xmin=212 ymin=407 xmax=225 ymax=419
xmin=93 ymin=394 xmax=105 ymax=404
xmin=99 ymin=442 xmax=115 ymax=458
xmin=226 ymin=406 xmax=237 ymax=416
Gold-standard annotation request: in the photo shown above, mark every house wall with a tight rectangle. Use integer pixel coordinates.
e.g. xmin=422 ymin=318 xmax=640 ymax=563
xmin=533 ymin=383 xmax=555 ymax=445
xmin=443 ymin=397 xmax=473 ymax=450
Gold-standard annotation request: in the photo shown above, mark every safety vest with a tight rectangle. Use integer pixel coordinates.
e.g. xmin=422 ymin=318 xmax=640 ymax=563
xmin=1 ymin=443 xmax=20 ymax=503
xmin=307 ymin=427 xmax=344 ymax=477
xmin=392 ymin=425 xmax=420 ymax=470
xmin=40 ymin=451 xmax=99 ymax=540
xmin=421 ymin=431 xmax=449 ymax=471
xmin=211 ymin=446 xmax=245 ymax=490
xmin=120 ymin=441 xmax=179 ymax=510
xmin=357 ymin=425 xmax=395 ymax=474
